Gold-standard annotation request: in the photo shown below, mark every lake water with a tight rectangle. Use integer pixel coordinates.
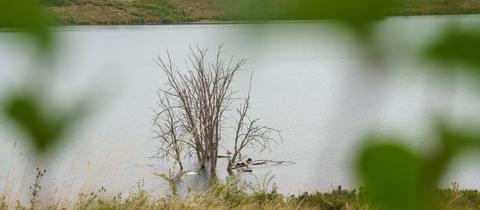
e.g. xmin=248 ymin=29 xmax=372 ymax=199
xmin=1 ymin=15 xmax=480 ymax=204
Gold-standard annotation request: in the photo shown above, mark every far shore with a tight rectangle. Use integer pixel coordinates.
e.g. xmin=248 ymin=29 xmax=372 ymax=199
xmin=46 ymin=0 xmax=480 ymax=26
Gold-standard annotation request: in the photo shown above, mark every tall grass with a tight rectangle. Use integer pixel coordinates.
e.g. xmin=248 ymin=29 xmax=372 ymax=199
xmin=2 ymin=175 xmax=480 ymax=210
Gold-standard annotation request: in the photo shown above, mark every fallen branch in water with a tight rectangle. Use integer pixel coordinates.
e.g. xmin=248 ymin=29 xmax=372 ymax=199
xmin=231 ymin=158 xmax=296 ymax=171
xmin=249 ymin=160 xmax=296 ymax=166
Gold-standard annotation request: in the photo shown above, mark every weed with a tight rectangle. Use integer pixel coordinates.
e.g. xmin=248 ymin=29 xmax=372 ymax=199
xmin=29 ymin=168 xmax=46 ymax=210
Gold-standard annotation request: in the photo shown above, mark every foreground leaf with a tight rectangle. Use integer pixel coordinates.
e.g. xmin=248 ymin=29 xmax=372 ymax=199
xmin=357 ymin=141 xmax=425 ymax=210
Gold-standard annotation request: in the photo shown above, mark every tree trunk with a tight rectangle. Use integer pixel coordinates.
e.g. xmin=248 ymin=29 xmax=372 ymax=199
xmin=227 ymin=160 xmax=234 ymax=172
xmin=209 ymin=148 xmax=217 ymax=176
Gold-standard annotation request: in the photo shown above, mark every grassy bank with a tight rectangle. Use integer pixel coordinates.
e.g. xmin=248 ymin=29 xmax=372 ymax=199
xmin=46 ymin=0 xmax=480 ymax=25
xmin=2 ymin=180 xmax=480 ymax=210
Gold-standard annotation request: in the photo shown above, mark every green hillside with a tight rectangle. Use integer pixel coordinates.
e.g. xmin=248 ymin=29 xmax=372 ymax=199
xmin=45 ymin=0 xmax=480 ymax=25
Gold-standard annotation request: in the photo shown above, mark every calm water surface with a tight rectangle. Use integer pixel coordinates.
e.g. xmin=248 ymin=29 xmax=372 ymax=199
xmin=1 ymin=15 xmax=480 ymax=203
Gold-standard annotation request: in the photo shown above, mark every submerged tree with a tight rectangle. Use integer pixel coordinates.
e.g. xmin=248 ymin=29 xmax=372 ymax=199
xmin=153 ymin=46 xmax=279 ymax=176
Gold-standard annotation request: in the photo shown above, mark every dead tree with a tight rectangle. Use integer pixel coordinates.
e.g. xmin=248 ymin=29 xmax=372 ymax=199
xmin=155 ymin=46 xmax=244 ymax=176
xmin=154 ymin=46 xmax=281 ymax=176
xmin=227 ymin=78 xmax=280 ymax=172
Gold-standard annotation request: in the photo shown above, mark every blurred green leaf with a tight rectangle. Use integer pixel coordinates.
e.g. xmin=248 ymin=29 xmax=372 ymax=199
xmin=227 ymin=0 xmax=402 ymax=33
xmin=3 ymin=93 xmax=86 ymax=153
xmin=357 ymin=140 xmax=426 ymax=210
xmin=439 ymin=124 xmax=480 ymax=150
xmin=0 ymin=0 xmax=53 ymax=50
xmin=296 ymin=0 xmax=401 ymax=31
xmin=428 ymin=28 xmax=480 ymax=73
xmin=357 ymin=122 xmax=480 ymax=210
xmin=425 ymin=121 xmax=480 ymax=181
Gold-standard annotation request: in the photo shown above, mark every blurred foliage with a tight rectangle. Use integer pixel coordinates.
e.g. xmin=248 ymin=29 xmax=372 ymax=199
xmin=358 ymin=122 xmax=480 ymax=210
xmin=358 ymin=142 xmax=426 ymax=210
xmin=3 ymin=93 xmax=87 ymax=153
xmin=0 ymin=0 xmax=87 ymax=154
xmin=225 ymin=0 xmax=403 ymax=34
xmin=353 ymin=7 xmax=480 ymax=209
xmin=229 ymin=1 xmax=480 ymax=210
xmin=0 ymin=0 xmax=54 ymax=50
xmin=230 ymin=1 xmax=480 ymax=210
xmin=428 ymin=28 xmax=480 ymax=74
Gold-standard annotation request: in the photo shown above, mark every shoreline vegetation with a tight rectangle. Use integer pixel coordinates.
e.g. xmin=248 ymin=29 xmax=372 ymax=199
xmin=45 ymin=0 xmax=480 ymax=25
xmin=3 ymin=179 xmax=480 ymax=210
xmin=3 ymin=169 xmax=480 ymax=210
